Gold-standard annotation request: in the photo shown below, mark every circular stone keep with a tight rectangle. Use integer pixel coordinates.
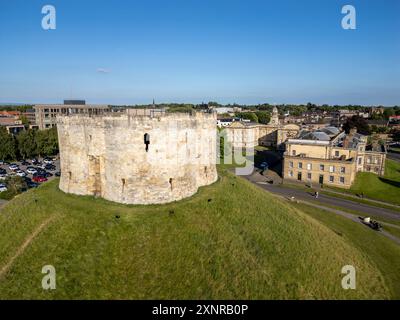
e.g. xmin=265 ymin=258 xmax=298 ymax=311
xmin=56 ymin=110 xmax=218 ymax=204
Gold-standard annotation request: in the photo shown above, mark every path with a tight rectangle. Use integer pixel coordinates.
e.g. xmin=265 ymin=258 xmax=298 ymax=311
xmin=0 ymin=216 xmax=55 ymax=279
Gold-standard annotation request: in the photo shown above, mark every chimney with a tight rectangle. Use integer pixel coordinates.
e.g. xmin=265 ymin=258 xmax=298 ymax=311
xmin=343 ymin=128 xmax=357 ymax=148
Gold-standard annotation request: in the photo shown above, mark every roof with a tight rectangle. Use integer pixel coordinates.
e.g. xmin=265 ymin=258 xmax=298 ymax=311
xmin=319 ymin=126 xmax=340 ymax=136
xmin=367 ymin=119 xmax=388 ymax=125
xmin=300 ymin=131 xmax=331 ymax=141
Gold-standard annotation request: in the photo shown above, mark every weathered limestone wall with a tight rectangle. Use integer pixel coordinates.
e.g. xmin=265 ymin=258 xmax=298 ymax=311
xmin=57 ymin=111 xmax=218 ymax=204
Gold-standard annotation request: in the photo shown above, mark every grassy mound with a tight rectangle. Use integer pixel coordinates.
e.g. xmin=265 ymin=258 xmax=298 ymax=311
xmin=0 ymin=169 xmax=390 ymax=299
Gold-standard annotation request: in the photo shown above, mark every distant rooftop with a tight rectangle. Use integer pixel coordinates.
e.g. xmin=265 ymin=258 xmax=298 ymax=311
xmin=64 ymin=100 xmax=86 ymax=105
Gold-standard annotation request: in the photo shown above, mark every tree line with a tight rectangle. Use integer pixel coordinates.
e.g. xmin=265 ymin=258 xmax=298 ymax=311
xmin=0 ymin=127 xmax=59 ymax=160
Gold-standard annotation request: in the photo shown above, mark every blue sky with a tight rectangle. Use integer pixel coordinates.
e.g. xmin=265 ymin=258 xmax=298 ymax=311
xmin=0 ymin=0 xmax=399 ymax=105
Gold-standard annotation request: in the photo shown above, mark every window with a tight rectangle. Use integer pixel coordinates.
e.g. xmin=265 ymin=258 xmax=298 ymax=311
xmin=329 ymin=176 xmax=334 ymax=183
xmin=366 ymin=157 xmax=371 ymax=164
xmin=288 ymin=171 xmax=293 ymax=177
xmin=320 ymin=164 xmax=325 ymax=171
xmin=340 ymin=177 xmax=345 ymax=184
xmin=307 ymin=173 xmax=312 ymax=180
xmin=340 ymin=167 xmax=345 ymax=174
xmin=358 ymin=157 xmax=362 ymax=165
xmin=335 ymin=151 xmax=339 ymax=157
xmin=289 ymin=161 xmax=293 ymax=168
xmin=307 ymin=163 xmax=312 ymax=170
xmin=329 ymin=166 xmax=335 ymax=173
xmin=292 ymin=150 xmax=296 ymax=156
xmin=298 ymin=162 xmax=303 ymax=169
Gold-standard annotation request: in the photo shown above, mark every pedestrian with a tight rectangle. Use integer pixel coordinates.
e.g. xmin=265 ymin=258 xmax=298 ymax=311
xmin=315 ymin=191 xmax=319 ymax=199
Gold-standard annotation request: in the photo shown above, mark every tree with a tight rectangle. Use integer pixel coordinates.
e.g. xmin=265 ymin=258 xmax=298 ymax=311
xmin=255 ymin=111 xmax=271 ymax=124
xmin=36 ymin=127 xmax=59 ymax=156
xmin=19 ymin=115 xmax=30 ymax=128
xmin=343 ymin=115 xmax=371 ymax=135
xmin=0 ymin=127 xmax=16 ymax=160
xmin=383 ymin=108 xmax=395 ymax=120
xmin=392 ymin=129 xmax=400 ymax=142
xmin=236 ymin=112 xmax=258 ymax=123
xmin=4 ymin=176 xmax=27 ymax=198
xmin=17 ymin=129 xmax=37 ymax=159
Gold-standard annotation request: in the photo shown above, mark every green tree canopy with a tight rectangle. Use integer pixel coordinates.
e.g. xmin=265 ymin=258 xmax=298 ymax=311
xmin=17 ymin=129 xmax=37 ymax=159
xmin=255 ymin=111 xmax=271 ymax=124
xmin=36 ymin=127 xmax=59 ymax=156
xmin=343 ymin=115 xmax=371 ymax=135
xmin=0 ymin=127 xmax=16 ymax=160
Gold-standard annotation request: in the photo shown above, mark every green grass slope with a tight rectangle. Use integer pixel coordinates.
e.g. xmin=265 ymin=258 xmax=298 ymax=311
xmin=350 ymin=159 xmax=400 ymax=205
xmin=0 ymin=169 xmax=391 ymax=299
xmin=296 ymin=203 xmax=400 ymax=299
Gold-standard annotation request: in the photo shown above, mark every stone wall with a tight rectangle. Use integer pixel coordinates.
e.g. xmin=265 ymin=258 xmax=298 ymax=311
xmin=57 ymin=111 xmax=218 ymax=204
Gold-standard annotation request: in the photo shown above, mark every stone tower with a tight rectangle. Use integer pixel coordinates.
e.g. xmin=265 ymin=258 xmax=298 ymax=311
xmin=269 ymin=106 xmax=279 ymax=126
xmin=56 ymin=109 xmax=218 ymax=205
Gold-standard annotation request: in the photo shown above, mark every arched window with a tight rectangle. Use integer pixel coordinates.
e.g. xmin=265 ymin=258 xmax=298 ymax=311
xmin=144 ymin=133 xmax=150 ymax=152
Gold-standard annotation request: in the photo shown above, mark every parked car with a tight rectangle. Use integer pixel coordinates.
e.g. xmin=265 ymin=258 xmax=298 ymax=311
xmin=0 ymin=173 xmax=7 ymax=181
xmin=55 ymin=171 xmax=61 ymax=177
xmin=0 ymin=160 xmax=4 ymax=165
xmin=260 ymin=162 xmax=269 ymax=169
xmin=26 ymin=167 xmax=38 ymax=175
xmin=15 ymin=170 xmax=26 ymax=177
xmin=43 ymin=158 xmax=53 ymax=164
xmin=27 ymin=181 xmax=39 ymax=188
xmin=20 ymin=160 xmax=30 ymax=166
xmin=32 ymin=175 xmax=48 ymax=183
xmin=0 ymin=168 xmax=6 ymax=174
xmin=45 ymin=164 xmax=56 ymax=171
xmin=9 ymin=163 xmax=19 ymax=171
xmin=0 ymin=184 xmax=7 ymax=192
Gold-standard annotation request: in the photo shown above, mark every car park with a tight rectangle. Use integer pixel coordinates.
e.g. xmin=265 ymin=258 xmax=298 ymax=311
xmin=0 ymin=173 xmax=7 ymax=181
xmin=20 ymin=160 xmax=30 ymax=166
xmin=0 ymin=168 xmax=6 ymax=174
xmin=0 ymin=184 xmax=7 ymax=192
xmin=55 ymin=171 xmax=61 ymax=177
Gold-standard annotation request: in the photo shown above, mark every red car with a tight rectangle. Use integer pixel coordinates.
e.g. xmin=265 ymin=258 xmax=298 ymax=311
xmin=32 ymin=176 xmax=48 ymax=183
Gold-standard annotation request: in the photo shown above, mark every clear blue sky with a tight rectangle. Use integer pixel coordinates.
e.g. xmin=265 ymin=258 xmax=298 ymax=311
xmin=0 ymin=0 xmax=399 ymax=105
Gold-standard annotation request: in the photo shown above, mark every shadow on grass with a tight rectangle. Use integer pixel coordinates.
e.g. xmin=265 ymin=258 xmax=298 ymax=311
xmin=378 ymin=177 xmax=400 ymax=188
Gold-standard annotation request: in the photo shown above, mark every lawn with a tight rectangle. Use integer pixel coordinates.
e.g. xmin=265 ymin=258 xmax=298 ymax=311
xmin=0 ymin=169 xmax=391 ymax=299
xmin=349 ymin=159 xmax=400 ymax=205
xmin=296 ymin=203 xmax=400 ymax=299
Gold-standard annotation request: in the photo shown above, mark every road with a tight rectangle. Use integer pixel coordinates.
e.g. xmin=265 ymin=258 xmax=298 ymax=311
xmin=387 ymin=151 xmax=400 ymax=162
xmin=243 ymin=170 xmax=400 ymax=222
